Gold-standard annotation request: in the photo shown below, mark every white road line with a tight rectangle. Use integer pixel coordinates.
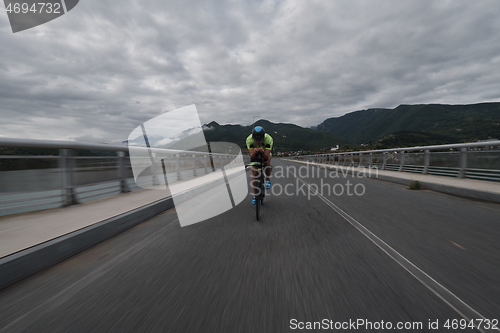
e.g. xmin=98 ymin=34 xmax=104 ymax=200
xmin=296 ymin=175 xmax=498 ymax=333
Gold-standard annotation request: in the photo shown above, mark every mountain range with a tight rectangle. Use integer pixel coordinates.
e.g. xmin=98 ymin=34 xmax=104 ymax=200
xmin=317 ymin=102 xmax=500 ymax=145
xmin=203 ymin=120 xmax=348 ymax=153
xmin=204 ymin=102 xmax=500 ymax=152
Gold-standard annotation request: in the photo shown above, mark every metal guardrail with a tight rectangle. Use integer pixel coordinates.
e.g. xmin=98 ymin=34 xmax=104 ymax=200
xmin=292 ymin=141 xmax=500 ymax=182
xmin=0 ymin=138 xmax=244 ymax=216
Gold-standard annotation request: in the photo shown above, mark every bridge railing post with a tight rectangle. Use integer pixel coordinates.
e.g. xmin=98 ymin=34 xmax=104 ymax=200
xmin=423 ymin=149 xmax=430 ymax=174
xmin=144 ymin=150 xmax=160 ymax=187
xmin=204 ymin=154 xmax=209 ymax=174
xmin=398 ymin=151 xmax=405 ymax=172
xmin=369 ymin=153 xmax=373 ymax=169
xmin=176 ymin=153 xmax=182 ymax=181
xmin=192 ymin=154 xmax=196 ymax=176
xmin=59 ymin=148 xmax=79 ymax=206
xmin=459 ymin=147 xmax=467 ymax=178
xmin=118 ymin=151 xmax=130 ymax=193
xmin=382 ymin=152 xmax=387 ymax=170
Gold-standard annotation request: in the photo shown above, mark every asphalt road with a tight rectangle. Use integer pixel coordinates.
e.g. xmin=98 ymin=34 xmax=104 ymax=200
xmin=0 ymin=158 xmax=499 ymax=332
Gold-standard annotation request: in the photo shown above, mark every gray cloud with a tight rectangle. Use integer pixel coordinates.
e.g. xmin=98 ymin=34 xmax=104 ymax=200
xmin=1 ymin=0 xmax=500 ymax=143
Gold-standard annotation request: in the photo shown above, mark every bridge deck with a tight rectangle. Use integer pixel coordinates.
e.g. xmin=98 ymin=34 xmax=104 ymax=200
xmin=0 ymin=159 xmax=499 ymax=332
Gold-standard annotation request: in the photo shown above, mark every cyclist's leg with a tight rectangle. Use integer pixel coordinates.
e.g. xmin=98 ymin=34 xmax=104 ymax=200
xmin=262 ymin=150 xmax=272 ymax=179
xmin=263 ymin=155 xmax=272 ymax=189
xmin=251 ymin=166 xmax=261 ymax=202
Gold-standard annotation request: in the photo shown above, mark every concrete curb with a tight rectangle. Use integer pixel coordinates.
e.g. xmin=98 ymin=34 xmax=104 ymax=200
xmin=411 ymin=180 xmax=500 ymax=204
xmin=285 ymin=160 xmax=500 ymax=204
xmin=0 ymin=197 xmax=173 ymax=290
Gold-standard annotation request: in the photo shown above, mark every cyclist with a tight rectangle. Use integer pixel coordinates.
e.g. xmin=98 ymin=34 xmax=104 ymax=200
xmin=246 ymin=126 xmax=273 ymax=205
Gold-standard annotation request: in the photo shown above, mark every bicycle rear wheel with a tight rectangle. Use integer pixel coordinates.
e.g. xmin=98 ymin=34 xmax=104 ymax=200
xmin=260 ymin=184 xmax=264 ymax=206
xmin=260 ymin=172 xmax=265 ymax=205
xmin=256 ymin=177 xmax=261 ymax=220
xmin=256 ymin=193 xmax=260 ymax=220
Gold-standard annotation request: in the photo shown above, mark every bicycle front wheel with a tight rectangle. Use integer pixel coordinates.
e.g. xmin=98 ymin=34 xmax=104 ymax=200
xmin=260 ymin=175 xmax=265 ymax=204
xmin=255 ymin=176 xmax=261 ymax=220
xmin=256 ymin=192 xmax=260 ymax=220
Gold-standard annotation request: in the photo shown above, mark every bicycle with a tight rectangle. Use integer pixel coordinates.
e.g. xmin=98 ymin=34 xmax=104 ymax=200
xmin=246 ymin=151 xmax=266 ymax=221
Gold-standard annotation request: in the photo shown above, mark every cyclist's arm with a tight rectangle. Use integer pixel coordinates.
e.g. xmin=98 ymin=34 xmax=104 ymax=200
xmin=246 ymin=135 xmax=263 ymax=160
xmin=262 ymin=148 xmax=271 ymax=160
xmin=260 ymin=135 xmax=273 ymax=160
xmin=264 ymin=135 xmax=273 ymax=150
xmin=248 ymin=148 xmax=264 ymax=160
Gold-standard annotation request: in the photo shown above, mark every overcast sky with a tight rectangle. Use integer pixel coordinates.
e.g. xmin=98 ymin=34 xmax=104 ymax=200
xmin=1 ymin=0 xmax=500 ymax=143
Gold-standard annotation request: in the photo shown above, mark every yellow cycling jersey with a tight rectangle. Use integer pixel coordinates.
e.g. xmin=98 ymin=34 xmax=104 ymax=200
xmin=246 ymin=133 xmax=273 ymax=150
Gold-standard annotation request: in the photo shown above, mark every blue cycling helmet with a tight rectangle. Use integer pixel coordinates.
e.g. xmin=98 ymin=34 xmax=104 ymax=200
xmin=252 ymin=126 xmax=265 ymax=141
